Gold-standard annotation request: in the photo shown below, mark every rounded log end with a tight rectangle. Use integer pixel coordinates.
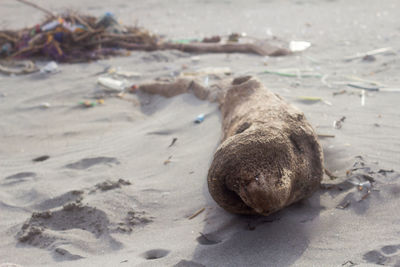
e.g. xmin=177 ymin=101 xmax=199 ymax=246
xmin=207 ymin=124 xmax=323 ymax=216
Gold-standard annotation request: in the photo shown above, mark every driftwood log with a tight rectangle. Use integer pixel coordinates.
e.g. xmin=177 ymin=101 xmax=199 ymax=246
xmin=207 ymin=76 xmax=323 ymax=215
xmin=137 ymin=76 xmax=323 ymax=216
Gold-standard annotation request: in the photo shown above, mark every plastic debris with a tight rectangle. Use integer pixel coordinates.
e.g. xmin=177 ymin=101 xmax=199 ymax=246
xmin=361 ymin=90 xmax=366 ymax=106
xmin=1 ymin=43 xmax=12 ymax=55
xmin=97 ymin=76 xmax=126 ymax=91
xmin=204 ymin=76 xmax=209 ymax=86
xmin=297 ymin=96 xmax=322 ymax=104
xmin=344 ymin=47 xmax=395 ymax=61
xmin=163 ymin=156 xmax=172 ymax=165
xmin=191 ymin=56 xmax=200 ymax=63
xmin=347 ymin=82 xmax=379 ymax=91
xmin=194 ymin=114 xmax=205 ymax=123
xmin=289 ymin=41 xmax=311 ymax=52
xmin=79 ymin=99 xmax=104 ymax=108
xmin=129 ymin=84 xmax=139 ymax=93
xmin=96 ymin=12 xmax=126 ymax=34
xmin=40 ymin=61 xmax=59 ymax=74
xmin=332 ymin=90 xmax=347 ymax=96
xmin=39 ymin=102 xmax=50 ymax=109
xmin=41 ymin=18 xmax=62 ymax=31
xmin=333 ymin=116 xmax=346 ymax=129
xmin=262 ymin=69 xmax=322 ymax=78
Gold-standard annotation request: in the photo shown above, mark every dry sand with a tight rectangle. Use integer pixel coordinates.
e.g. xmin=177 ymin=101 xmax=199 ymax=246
xmin=1 ymin=0 xmax=400 ymax=266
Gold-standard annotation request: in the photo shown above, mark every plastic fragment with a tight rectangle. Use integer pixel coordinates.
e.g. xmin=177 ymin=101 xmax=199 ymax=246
xmin=40 ymin=61 xmax=59 ymax=74
xmin=289 ymin=41 xmax=311 ymax=52
xmin=194 ymin=114 xmax=205 ymax=123
xmin=97 ymin=76 xmax=126 ymax=91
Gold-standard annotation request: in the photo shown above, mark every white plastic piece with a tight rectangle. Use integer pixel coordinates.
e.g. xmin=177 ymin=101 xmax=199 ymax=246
xmin=289 ymin=41 xmax=311 ymax=52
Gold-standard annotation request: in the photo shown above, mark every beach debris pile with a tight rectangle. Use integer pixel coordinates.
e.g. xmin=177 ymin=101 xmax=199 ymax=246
xmin=321 ymin=156 xmax=399 ymax=211
xmin=0 ymin=0 xmax=293 ymax=66
xmin=0 ymin=12 xmax=157 ymax=62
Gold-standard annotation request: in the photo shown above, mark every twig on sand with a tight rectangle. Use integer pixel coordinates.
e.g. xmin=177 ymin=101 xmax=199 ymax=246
xmin=168 ymin=137 xmax=178 ymax=148
xmin=188 ymin=207 xmax=205 ymax=220
xmin=14 ymin=0 xmax=56 ymax=18
xmin=318 ymin=134 xmax=335 ymax=138
xmin=344 ymin=47 xmax=395 ymax=61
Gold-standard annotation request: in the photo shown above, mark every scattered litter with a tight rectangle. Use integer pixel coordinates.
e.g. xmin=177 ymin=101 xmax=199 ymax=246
xmin=39 ymin=102 xmax=50 ymax=109
xmin=40 ymin=61 xmax=59 ymax=74
xmin=289 ymin=41 xmax=311 ymax=52
xmin=188 ymin=207 xmax=205 ymax=220
xmin=194 ymin=114 xmax=205 ymax=124
xmin=333 ymin=116 xmax=346 ymax=129
xmin=345 ymin=75 xmax=384 ymax=87
xmin=129 ymin=84 xmax=139 ymax=93
xmin=262 ymin=69 xmax=322 ymax=78
xmin=33 ymin=155 xmax=50 ymax=162
xmin=361 ymin=90 xmax=365 ymax=106
xmin=191 ymin=56 xmax=200 ymax=63
xmin=347 ymin=82 xmax=379 ymax=91
xmin=362 ymin=55 xmax=376 ymax=62
xmin=344 ymin=47 xmax=395 ymax=61
xmin=297 ymin=96 xmax=322 ymax=104
xmin=346 ymin=174 xmax=373 ymax=191
xmin=163 ymin=156 xmax=172 ymax=165
xmin=172 ymin=38 xmax=200 ymax=44
xmin=96 ymin=12 xmax=126 ymax=34
xmin=321 ymin=74 xmax=331 ymax=88
xmin=297 ymin=96 xmax=332 ymax=106
xmin=228 ymin=33 xmax=241 ymax=42
xmin=97 ymin=76 xmax=126 ymax=91
xmin=79 ymin=99 xmax=104 ymax=108
xmin=332 ymin=90 xmax=347 ymax=96
xmin=168 ymin=137 xmax=178 ymax=148
xmin=204 ymin=76 xmax=209 ymax=86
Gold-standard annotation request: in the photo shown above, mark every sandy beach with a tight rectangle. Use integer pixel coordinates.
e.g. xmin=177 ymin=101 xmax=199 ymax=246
xmin=1 ymin=0 xmax=400 ymax=266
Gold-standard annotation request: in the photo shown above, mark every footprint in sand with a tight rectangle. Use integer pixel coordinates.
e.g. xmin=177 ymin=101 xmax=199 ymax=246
xmin=141 ymin=249 xmax=170 ymax=260
xmin=174 ymin=260 xmax=205 ymax=267
xmin=196 ymin=232 xmax=221 ymax=245
xmin=3 ymin=172 xmax=36 ymax=185
xmin=363 ymin=244 xmax=400 ymax=266
xmin=17 ymin=179 xmax=151 ymax=261
xmin=65 ymin=157 xmax=119 ymax=170
xmin=5 ymin=172 xmax=36 ymax=180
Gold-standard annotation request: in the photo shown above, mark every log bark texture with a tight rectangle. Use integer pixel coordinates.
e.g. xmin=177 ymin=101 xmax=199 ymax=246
xmin=207 ymin=76 xmax=323 ymax=215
